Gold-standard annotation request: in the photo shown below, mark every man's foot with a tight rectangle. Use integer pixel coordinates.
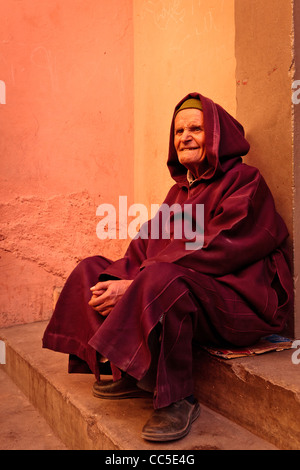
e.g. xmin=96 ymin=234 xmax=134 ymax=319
xmin=141 ymin=399 xmax=200 ymax=441
xmin=93 ymin=375 xmax=152 ymax=399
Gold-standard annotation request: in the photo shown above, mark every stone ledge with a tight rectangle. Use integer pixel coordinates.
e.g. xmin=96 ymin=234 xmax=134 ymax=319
xmin=193 ymin=346 xmax=300 ymax=450
xmin=0 ymin=368 xmax=67 ymax=450
xmin=0 ymin=320 xmax=291 ymax=450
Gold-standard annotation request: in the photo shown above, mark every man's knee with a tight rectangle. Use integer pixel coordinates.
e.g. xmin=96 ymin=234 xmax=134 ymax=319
xmin=74 ymin=255 xmax=111 ymax=275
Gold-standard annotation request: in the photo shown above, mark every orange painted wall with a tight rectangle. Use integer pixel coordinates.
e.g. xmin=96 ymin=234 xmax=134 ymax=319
xmin=0 ymin=0 xmax=134 ymax=327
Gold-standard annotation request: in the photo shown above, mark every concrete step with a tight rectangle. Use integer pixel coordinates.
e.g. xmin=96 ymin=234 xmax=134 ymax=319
xmin=0 ymin=368 xmax=67 ymax=450
xmin=193 ymin=342 xmax=300 ymax=450
xmin=0 ymin=321 xmax=298 ymax=450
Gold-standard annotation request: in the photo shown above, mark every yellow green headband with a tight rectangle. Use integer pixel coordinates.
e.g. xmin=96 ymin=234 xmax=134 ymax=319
xmin=175 ymin=98 xmax=203 ymax=117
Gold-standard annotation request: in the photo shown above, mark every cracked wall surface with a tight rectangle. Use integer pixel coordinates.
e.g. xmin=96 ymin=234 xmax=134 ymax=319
xmin=0 ymin=191 xmax=129 ymax=326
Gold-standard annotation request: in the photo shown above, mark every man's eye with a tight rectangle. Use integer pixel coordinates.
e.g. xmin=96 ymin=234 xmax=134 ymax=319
xmin=175 ymin=129 xmax=184 ymax=135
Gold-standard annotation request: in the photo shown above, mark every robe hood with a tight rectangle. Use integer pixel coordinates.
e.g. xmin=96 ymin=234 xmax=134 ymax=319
xmin=168 ymin=92 xmax=250 ymax=185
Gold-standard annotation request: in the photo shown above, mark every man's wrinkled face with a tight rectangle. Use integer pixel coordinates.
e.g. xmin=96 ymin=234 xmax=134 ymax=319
xmin=174 ymin=108 xmax=206 ymax=177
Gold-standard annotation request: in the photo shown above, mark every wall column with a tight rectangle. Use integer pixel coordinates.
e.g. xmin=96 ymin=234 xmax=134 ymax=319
xmin=235 ymin=0 xmax=297 ymax=337
xmin=293 ymin=0 xmax=300 ymax=338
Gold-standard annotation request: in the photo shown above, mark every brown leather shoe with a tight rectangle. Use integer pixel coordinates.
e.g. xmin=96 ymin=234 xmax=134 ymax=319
xmin=93 ymin=375 xmax=152 ymax=399
xmin=142 ymin=399 xmax=200 ymax=441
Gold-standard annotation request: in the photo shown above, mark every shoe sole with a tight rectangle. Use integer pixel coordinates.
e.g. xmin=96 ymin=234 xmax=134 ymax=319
xmin=93 ymin=389 xmax=152 ymax=400
xmin=141 ymin=402 xmax=201 ymax=442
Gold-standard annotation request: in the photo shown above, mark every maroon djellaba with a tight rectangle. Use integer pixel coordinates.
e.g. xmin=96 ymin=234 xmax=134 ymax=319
xmin=43 ymin=92 xmax=293 ymax=442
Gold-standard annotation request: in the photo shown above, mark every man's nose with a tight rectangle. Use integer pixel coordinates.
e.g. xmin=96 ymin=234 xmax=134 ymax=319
xmin=181 ymin=129 xmax=192 ymax=141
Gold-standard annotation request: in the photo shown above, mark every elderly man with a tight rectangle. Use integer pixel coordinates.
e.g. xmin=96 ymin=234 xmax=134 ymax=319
xmin=43 ymin=93 xmax=293 ymax=442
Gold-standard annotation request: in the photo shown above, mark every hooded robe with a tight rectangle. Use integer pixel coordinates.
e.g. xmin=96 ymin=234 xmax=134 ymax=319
xmin=43 ymin=92 xmax=293 ymax=409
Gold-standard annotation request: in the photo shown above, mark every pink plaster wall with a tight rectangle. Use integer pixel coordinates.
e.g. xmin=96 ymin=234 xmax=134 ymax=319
xmin=0 ymin=0 xmax=134 ymax=327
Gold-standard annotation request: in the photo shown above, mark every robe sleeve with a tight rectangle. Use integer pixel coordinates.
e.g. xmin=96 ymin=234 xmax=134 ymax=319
xmin=140 ymin=172 xmax=289 ymax=277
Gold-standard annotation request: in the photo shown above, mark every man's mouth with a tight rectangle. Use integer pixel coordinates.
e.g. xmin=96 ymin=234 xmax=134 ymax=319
xmin=180 ymin=147 xmax=200 ymax=151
